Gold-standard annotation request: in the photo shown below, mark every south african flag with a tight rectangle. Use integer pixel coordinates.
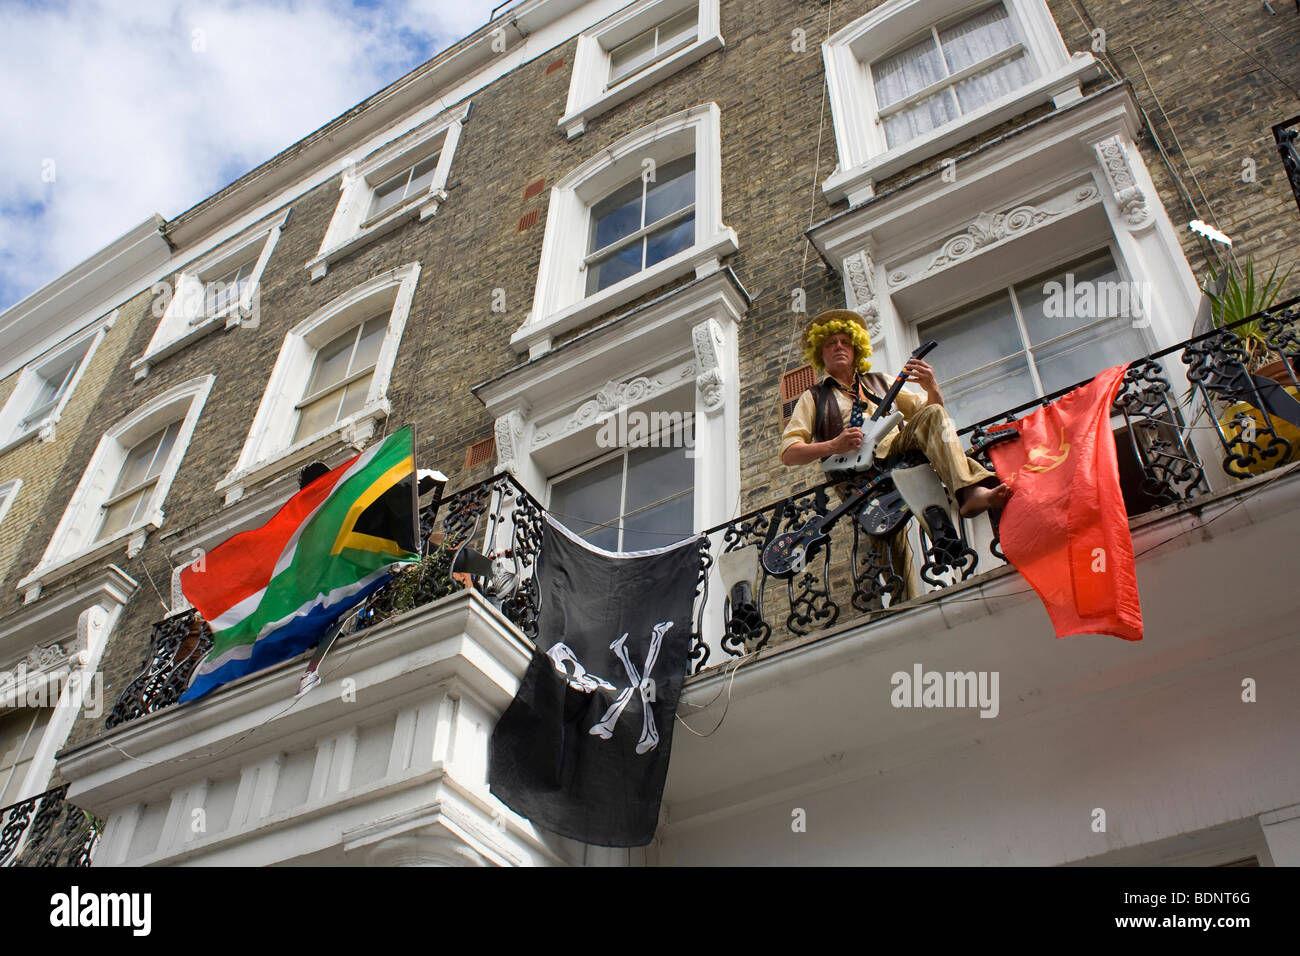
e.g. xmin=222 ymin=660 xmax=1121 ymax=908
xmin=178 ymin=426 xmax=420 ymax=702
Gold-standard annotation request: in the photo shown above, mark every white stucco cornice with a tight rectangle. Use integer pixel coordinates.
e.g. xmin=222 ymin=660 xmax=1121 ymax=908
xmin=0 ymin=216 xmax=170 ymax=381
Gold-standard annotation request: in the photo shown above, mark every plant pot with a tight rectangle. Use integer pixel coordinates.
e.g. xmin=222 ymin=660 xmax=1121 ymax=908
xmin=1219 ymin=381 xmax=1300 ymax=477
xmin=1256 ymin=357 xmax=1298 ymax=387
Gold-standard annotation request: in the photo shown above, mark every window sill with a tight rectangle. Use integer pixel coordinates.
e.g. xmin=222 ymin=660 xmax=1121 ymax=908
xmin=306 ymin=191 xmax=447 ymax=282
xmin=822 ymin=53 xmax=1098 ymax=206
xmin=17 ymin=519 xmax=157 ymax=604
xmin=131 ymin=314 xmax=229 ymax=380
xmin=512 ymin=228 xmax=738 ymax=358
xmin=214 ymin=400 xmax=390 ymax=505
xmin=559 ymin=35 xmax=724 ymax=140
xmin=0 ymin=422 xmax=51 ymax=456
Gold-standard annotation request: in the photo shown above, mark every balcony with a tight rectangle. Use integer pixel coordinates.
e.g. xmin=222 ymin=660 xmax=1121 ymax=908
xmin=1275 ymin=114 xmax=1300 ymax=217
xmin=0 ymin=785 xmax=99 ymax=867
xmin=58 ymin=301 xmax=1300 ymax=865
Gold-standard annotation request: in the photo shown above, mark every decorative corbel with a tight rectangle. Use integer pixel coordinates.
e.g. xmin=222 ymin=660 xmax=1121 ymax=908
xmin=691 ymin=319 xmax=727 ymax=414
xmin=1093 ymin=136 xmax=1153 ymax=230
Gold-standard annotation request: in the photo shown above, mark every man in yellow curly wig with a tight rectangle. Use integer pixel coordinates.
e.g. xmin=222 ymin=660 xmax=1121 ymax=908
xmin=780 ymin=309 xmax=1011 ymax=518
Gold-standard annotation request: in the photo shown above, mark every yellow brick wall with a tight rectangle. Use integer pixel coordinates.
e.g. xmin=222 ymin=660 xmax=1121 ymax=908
xmin=0 ymin=287 xmax=154 ymax=589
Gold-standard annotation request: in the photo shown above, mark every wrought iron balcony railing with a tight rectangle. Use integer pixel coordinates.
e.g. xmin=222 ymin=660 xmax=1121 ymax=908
xmin=0 ymin=785 xmax=99 ymax=867
xmin=1275 ymin=115 xmax=1300 ymax=216
xmin=105 ymin=301 xmax=1300 ymax=724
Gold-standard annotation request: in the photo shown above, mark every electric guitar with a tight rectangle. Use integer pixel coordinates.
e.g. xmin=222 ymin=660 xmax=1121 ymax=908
xmin=821 ymin=340 xmax=938 ymax=482
xmin=763 ymin=342 xmax=940 ymax=578
xmin=762 ymin=472 xmax=890 ymax=578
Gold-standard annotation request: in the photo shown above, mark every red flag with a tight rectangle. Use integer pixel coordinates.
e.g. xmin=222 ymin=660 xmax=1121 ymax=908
xmin=988 ymin=364 xmax=1142 ymax=641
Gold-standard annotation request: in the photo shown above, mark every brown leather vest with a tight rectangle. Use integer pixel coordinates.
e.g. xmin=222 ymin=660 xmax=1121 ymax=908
xmin=811 ymin=372 xmax=892 ymax=447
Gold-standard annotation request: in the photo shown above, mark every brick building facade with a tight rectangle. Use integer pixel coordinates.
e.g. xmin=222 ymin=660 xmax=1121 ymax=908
xmin=3 ymin=0 xmax=1298 ymax=866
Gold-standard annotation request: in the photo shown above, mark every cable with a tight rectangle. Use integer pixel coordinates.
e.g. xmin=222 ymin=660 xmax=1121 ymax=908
xmin=676 ymin=653 xmax=748 ymax=737
xmin=771 ymin=0 xmax=836 ymax=432
xmin=1181 ymin=0 xmax=1300 ymax=104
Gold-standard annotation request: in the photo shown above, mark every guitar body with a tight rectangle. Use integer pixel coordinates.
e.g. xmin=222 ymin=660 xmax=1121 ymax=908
xmin=821 ymin=410 xmax=903 ymax=482
xmin=765 ymin=341 xmax=940 ymax=580
xmin=762 ymin=518 xmax=830 ymax=579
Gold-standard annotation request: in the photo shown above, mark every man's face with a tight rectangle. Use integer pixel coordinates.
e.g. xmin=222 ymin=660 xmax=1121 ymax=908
xmin=821 ymin=331 xmax=855 ymax=375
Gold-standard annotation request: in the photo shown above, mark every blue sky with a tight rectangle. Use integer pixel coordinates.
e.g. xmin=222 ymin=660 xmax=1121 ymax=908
xmin=0 ymin=0 xmax=507 ymax=311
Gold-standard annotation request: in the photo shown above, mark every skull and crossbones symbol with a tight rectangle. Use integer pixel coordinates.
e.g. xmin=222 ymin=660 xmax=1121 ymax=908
xmin=545 ymin=621 xmax=672 ymax=755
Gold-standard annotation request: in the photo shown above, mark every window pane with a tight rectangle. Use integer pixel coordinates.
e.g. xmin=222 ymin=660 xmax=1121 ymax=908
xmin=143 ymin=421 xmax=181 ymax=482
xmin=337 ymin=375 xmax=372 ymax=422
xmin=306 ymin=327 xmax=357 ymax=397
xmin=625 ymin=441 xmax=693 ymax=513
xmin=942 ymin=354 xmax=1037 ymax=429
xmin=918 ymin=292 xmax=1024 ymax=383
xmin=940 ymin=3 xmax=1017 ymax=73
xmin=590 ymin=177 xmax=644 ymax=253
xmin=882 ymin=90 xmax=960 ymax=149
xmin=623 ymin=492 xmax=694 ymax=550
xmin=658 ymin=8 xmax=698 ymax=55
xmin=113 ymin=425 xmax=172 ymax=494
xmin=587 ymin=241 xmax=643 ymax=295
xmin=873 ymin=34 xmax=946 ymax=109
xmin=951 ymin=50 xmax=1033 ymax=113
xmin=644 ymin=155 xmax=694 ymax=224
xmin=609 ymin=29 xmax=657 ymax=83
xmin=99 ymin=486 xmax=149 ymax=540
xmin=1033 ymin=320 xmax=1146 ymax=395
xmin=295 ymin=391 xmax=343 ymax=442
xmin=1017 ymin=254 xmax=1125 ymax=346
xmin=368 ymin=170 xmax=410 ymax=219
xmin=204 ymin=258 xmax=257 ymax=316
xmin=0 ymin=707 xmax=53 ymax=807
xmin=349 ymin=316 xmax=388 ymax=374
xmin=550 ymin=456 xmax=623 ymax=539
xmin=24 ymin=356 xmax=80 ymax=426
xmin=644 ymin=216 xmax=694 ymax=268
xmin=405 ymin=154 xmax=440 ymax=198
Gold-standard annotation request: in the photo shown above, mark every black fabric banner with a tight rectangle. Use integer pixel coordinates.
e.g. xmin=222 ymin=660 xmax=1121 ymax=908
xmin=489 ymin=515 xmax=703 ymax=847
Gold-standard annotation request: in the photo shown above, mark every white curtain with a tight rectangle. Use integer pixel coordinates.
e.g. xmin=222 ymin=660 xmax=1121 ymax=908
xmin=874 ymin=3 xmax=1034 ymax=149
xmin=874 ymin=35 xmax=955 ymax=148
xmin=942 ymin=4 xmax=1034 ymax=113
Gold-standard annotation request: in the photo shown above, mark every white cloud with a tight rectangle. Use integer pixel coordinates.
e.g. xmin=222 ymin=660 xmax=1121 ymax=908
xmin=0 ymin=0 xmax=504 ymax=310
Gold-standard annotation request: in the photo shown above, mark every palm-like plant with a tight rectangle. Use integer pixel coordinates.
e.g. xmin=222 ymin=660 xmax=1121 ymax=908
xmin=1203 ymin=259 xmax=1294 ymax=366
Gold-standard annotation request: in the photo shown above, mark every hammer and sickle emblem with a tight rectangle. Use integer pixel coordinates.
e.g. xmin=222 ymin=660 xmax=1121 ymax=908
xmin=1007 ymin=428 xmax=1070 ymax=483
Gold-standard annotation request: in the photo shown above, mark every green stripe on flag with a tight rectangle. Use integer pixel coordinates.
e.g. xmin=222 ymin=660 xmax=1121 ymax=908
xmin=205 ymin=429 xmax=420 ymax=660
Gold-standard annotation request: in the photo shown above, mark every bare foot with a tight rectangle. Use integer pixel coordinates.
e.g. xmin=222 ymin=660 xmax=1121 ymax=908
xmin=958 ymin=482 xmax=1013 ymax=518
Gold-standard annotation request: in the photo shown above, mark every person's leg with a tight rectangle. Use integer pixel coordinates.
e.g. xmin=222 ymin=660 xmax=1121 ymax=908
xmin=891 ymin=404 xmax=1011 ymax=517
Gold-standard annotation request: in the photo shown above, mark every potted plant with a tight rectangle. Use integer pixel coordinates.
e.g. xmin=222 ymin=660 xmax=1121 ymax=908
xmin=1203 ymin=259 xmax=1295 ymax=380
xmin=1202 ymin=259 xmax=1299 ymax=475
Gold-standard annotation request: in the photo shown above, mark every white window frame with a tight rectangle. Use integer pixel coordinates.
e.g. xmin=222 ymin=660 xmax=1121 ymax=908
xmin=0 ymin=317 xmax=110 ymax=453
xmin=308 ymin=103 xmax=469 ymax=281
xmin=517 ymin=102 xmax=737 ymax=359
xmin=560 ymin=0 xmax=723 ymax=140
xmin=547 ymin=438 xmax=697 ymax=553
xmin=821 ymin=0 xmax=1098 ymax=205
xmin=478 ymin=269 xmax=746 ymax=664
xmin=0 ymin=479 xmax=20 ymax=530
xmin=217 ymin=262 xmax=421 ymax=505
xmin=0 ymin=570 xmax=133 ymax=805
xmin=132 ymin=210 xmax=289 ymax=378
xmin=909 ymin=243 xmax=1155 ymax=428
xmin=18 ymin=376 xmax=214 ymax=598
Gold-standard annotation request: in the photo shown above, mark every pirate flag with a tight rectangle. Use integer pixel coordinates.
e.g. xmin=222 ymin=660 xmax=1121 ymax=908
xmin=489 ymin=515 xmax=703 ymax=847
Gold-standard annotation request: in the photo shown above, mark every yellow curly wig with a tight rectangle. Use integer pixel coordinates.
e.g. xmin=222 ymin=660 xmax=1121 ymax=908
xmin=803 ymin=311 xmax=873 ymax=373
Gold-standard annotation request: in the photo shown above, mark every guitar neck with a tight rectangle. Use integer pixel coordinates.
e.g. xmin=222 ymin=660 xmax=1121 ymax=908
xmin=868 ymin=340 xmax=937 ymax=422
xmin=819 ymin=483 xmax=872 ymax=528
